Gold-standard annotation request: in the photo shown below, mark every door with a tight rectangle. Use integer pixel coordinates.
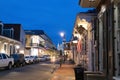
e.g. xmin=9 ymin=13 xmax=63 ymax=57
xmin=0 ymin=54 xmax=3 ymax=67
xmin=2 ymin=54 xmax=8 ymax=67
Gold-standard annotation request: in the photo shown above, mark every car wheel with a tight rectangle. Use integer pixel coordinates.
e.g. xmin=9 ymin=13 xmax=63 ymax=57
xmin=16 ymin=62 xmax=20 ymax=67
xmin=29 ymin=60 xmax=31 ymax=64
xmin=22 ymin=61 xmax=26 ymax=66
xmin=7 ymin=63 xmax=12 ymax=70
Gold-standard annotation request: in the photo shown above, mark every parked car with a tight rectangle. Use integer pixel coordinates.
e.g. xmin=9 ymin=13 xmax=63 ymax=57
xmin=0 ymin=53 xmax=14 ymax=69
xmin=43 ymin=55 xmax=51 ymax=61
xmin=38 ymin=56 xmax=46 ymax=62
xmin=24 ymin=55 xmax=34 ymax=64
xmin=30 ymin=56 xmax=39 ymax=63
xmin=11 ymin=53 xmax=25 ymax=67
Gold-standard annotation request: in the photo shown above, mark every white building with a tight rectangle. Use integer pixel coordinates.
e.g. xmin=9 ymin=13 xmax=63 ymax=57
xmin=0 ymin=22 xmax=21 ymax=55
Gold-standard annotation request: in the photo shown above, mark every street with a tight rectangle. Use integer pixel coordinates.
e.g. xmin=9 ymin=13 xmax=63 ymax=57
xmin=0 ymin=62 xmax=55 ymax=80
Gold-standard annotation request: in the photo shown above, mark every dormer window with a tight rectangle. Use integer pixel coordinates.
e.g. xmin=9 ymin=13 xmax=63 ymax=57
xmin=3 ymin=28 xmax=14 ymax=38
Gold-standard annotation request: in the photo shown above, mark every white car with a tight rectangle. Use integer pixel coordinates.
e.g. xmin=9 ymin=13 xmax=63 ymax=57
xmin=38 ymin=56 xmax=46 ymax=62
xmin=24 ymin=56 xmax=34 ymax=64
xmin=0 ymin=53 xmax=14 ymax=69
xmin=30 ymin=56 xmax=39 ymax=63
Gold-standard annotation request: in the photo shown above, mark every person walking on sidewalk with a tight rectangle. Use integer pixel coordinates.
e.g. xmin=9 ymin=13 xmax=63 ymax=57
xmin=59 ymin=57 xmax=63 ymax=67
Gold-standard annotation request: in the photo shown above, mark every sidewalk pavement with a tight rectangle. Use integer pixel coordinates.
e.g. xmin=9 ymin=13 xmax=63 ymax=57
xmin=50 ymin=62 xmax=75 ymax=80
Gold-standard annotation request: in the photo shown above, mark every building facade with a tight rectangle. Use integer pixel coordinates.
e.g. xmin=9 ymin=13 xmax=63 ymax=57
xmin=4 ymin=24 xmax=26 ymax=54
xmin=25 ymin=30 xmax=56 ymax=56
xmin=78 ymin=0 xmax=120 ymax=80
xmin=0 ymin=22 xmax=22 ymax=55
xmin=72 ymin=12 xmax=96 ymax=71
xmin=64 ymin=42 xmax=72 ymax=61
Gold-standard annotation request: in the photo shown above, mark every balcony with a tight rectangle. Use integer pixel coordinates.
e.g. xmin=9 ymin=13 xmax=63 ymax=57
xmin=79 ymin=0 xmax=101 ymax=8
xmin=30 ymin=43 xmax=45 ymax=48
xmin=30 ymin=43 xmax=39 ymax=47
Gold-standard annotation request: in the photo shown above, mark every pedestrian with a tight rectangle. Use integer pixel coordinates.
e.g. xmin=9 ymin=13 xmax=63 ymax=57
xmin=59 ymin=57 xmax=63 ymax=67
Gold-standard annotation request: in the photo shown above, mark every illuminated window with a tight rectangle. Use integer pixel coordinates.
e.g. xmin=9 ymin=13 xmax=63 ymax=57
xmin=32 ymin=36 xmax=39 ymax=44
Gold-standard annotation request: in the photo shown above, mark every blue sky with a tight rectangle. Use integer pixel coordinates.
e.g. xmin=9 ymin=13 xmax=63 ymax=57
xmin=0 ymin=0 xmax=91 ymax=46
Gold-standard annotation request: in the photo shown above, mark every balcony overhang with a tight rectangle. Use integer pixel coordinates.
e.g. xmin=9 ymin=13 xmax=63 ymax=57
xmin=79 ymin=0 xmax=101 ymax=8
xmin=73 ymin=18 xmax=89 ymax=36
xmin=0 ymin=35 xmax=21 ymax=44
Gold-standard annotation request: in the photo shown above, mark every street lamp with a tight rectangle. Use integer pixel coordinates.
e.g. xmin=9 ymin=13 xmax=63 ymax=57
xmin=60 ymin=32 xmax=64 ymax=38
xmin=59 ymin=32 xmax=66 ymax=62
xmin=60 ymin=32 xmax=66 ymax=42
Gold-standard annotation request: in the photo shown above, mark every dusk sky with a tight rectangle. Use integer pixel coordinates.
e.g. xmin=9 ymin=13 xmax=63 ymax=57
xmin=0 ymin=0 xmax=91 ymax=46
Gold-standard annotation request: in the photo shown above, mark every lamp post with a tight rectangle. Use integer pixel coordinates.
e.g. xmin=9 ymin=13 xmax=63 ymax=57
xmin=60 ymin=32 xmax=65 ymax=55
xmin=60 ymin=32 xmax=66 ymax=62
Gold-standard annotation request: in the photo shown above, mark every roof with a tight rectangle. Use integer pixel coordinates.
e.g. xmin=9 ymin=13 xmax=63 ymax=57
xmin=25 ymin=30 xmax=44 ymax=35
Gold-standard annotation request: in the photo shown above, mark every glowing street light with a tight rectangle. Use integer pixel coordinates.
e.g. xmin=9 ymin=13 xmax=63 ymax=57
xmin=60 ymin=32 xmax=64 ymax=38
xmin=15 ymin=45 xmax=20 ymax=53
xmin=16 ymin=45 xmax=20 ymax=49
xmin=60 ymin=32 xmax=66 ymax=42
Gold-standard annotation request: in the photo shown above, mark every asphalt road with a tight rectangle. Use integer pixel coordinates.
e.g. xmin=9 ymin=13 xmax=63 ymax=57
xmin=0 ymin=62 xmax=56 ymax=80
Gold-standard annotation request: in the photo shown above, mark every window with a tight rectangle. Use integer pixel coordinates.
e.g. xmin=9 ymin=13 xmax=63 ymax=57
xmin=5 ymin=54 xmax=10 ymax=58
xmin=0 ymin=54 xmax=2 ymax=59
xmin=3 ymin=28 xmax=14 ymax=38
xmin=2 ymin=54 xmax=7 ymax=59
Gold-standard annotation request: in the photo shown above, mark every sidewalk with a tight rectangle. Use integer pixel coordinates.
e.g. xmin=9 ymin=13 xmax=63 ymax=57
xmin=50 ymin=62 xmax=75 ymax=80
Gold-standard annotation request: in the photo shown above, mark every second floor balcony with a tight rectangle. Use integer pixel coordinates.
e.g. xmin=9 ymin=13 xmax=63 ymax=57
xmin=27 ymin=43 xmax=45 ymax=48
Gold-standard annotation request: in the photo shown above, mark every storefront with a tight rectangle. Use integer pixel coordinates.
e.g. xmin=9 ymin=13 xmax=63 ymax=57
xmin=72 ymin=12 xmax=96 ymax=70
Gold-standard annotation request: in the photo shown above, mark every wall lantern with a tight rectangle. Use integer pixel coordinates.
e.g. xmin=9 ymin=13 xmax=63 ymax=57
xmin=72 ymin=40 xmax=78 ymax=44
xmin=16 ymin=45 xmax=20 ymax=49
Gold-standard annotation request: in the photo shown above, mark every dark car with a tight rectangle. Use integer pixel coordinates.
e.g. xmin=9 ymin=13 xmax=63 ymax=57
xmin=11 ymin=53 xmax=25 ymax=67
